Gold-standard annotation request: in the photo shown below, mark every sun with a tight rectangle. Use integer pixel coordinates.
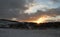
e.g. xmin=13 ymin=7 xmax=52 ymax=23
xmin=32 ymin=16 xmax=47 ymax=24
xmin=19 ymin=15 xmax=51 ymax=24
xmin=32 ymin=15 xmax=49 ymax=24
xmin=36 ymin=17 xmax=46 ymax=24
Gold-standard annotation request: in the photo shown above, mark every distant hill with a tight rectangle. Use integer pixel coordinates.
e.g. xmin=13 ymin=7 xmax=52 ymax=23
xmin=0 ymin=19 xmax=60 ymax=29
xmin=39 ymin=22 xmax=60 ymax=29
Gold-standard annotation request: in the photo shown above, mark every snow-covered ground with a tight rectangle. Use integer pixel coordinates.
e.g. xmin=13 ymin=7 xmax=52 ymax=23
xmin=0 ymin=28 xmax=60 ymax=37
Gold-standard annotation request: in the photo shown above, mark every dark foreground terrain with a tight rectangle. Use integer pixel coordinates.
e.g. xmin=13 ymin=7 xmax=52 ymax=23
xmin=0 ymin=28 xmax=60 ymax=37
xmin=0 ymin=19 xmax=60 ymax=37
xmin=0 ymin=19 xmax=60 ymax=29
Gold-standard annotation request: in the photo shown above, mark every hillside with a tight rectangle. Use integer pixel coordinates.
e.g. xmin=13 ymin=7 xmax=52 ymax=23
xmin=0 ymin=19 xmax=60 ymax=29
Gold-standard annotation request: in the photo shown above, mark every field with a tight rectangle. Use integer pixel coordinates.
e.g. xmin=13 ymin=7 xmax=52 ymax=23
xmin=0 ymin=28 xmax=60 ymax=37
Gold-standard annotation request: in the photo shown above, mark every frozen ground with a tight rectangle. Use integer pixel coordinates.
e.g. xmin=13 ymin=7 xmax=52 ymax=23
xmin=0 ymin=28 xmax=60 ymax=37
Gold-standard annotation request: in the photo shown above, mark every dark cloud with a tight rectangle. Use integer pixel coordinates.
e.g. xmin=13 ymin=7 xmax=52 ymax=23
xmin=0 ymin=0 xmax=27 ymax=19
xmin=17 ymin=7 xmax=60 ymax=20
xmin=52 ymin=8 xmax=60 ymax=15
xmin=0 ymin=0 xmax=34 ymax=20
xmin=0 ymin=0 xmax=60 ymax=21
xmin=0 ymin=0 xmax=26 ymax=9
xmin=51 ymin=0 xmax=60 ymax=3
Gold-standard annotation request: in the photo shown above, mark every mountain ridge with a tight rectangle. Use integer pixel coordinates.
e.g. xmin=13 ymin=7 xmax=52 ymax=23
xmin=0 ymin=19 xmax=60 ymax=29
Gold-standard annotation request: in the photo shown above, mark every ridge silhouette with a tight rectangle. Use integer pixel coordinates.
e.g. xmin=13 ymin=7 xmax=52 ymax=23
xmin=0 ymin=19 xmax=60 ymax=29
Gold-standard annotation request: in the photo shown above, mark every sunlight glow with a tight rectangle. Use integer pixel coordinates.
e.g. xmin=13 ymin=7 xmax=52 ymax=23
xmin=19 ymin=15 xmax=60 ymax=24
xmin=32 ymin=15 xmax=49 ymax=24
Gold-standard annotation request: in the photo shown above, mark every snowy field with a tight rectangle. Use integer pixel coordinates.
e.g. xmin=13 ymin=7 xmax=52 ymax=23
xmin=0 ymin=28 xmax=60 ymax=37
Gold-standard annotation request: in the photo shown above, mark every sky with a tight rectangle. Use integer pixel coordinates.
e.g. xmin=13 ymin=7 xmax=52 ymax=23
xmin=0 ymin=0 xmax=60 ymax=23
xmin=24 ymin=0 xmax=60 ymax=14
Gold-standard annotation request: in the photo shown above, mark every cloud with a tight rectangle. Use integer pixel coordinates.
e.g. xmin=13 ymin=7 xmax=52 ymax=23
xmin=46 ymin=15 xmax=60 ymax=22
xmin=0 ymin=0 xmax=60 ymax=22
xmin=0 ymin=0 xmax=27 ymax=19
xmin=0 ymin=0 xmax=26 ymax=9
xmin=24 ymin=0 xmax=60 ymax=14
xmin=24 ymin=3 xmax=53 ymax=14
xmin=51 ymin=0 xmax=60 ymax=2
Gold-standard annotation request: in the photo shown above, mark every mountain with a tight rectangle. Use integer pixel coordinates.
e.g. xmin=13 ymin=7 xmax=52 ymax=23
xmin=39 ymin=22 xmax=60 ymax=29
xmin=0 ymin=19 xmax=60 ymax=29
